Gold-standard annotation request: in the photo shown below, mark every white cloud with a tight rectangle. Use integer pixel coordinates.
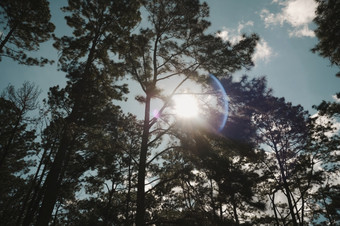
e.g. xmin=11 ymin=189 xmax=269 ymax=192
xmin=237 ymin=20 xmax=254 ymax=34
xmin=216 ymin=21 xmax=254 ymax=45
xmin=253 ymin=40 xmax=275 ymax=63
xmin=260 ymin=0 xmax=317 ymax=38
xmin=288 ymin=24 xmax=315 ymax=37
xmin=260 ymin=9 xmax=284 ymax=27
xmin=332 ymin=95 xmax=340 ymax=103
xmin=216 ymin=29 xmax=230 ymax=42
xmin=217 ymin=21 xmax=275 ymax=64
xmin=311 ymin=113 xmax=340 ymax=137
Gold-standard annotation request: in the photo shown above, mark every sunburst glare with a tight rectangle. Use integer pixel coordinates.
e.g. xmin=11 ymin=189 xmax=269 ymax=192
xmin=173 ymin=94 xmax=199 ymax=118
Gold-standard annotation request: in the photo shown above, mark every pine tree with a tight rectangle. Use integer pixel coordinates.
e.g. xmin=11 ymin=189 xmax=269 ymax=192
xmin=124 ymin=1 xmax=258 ymax=224
xmin=253 ymin=97 xmax=314 ymax=225
xmin=312 ymin=0 xmax=340 ymax=77
xmin=34 ymin=0 xmax=142 ymax=225
xmin=0 ymin=82 xmax=41 ymax=225
xmin=0 ymin=0 xmax=55 ymax=66
xmin=308 ymin=98 xmax=340 ymax=225
xmin=149 ymin=76 xmax=270 ymax=225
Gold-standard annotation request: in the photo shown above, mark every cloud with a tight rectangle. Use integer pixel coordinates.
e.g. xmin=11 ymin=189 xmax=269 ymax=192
xmin=216 ymin=29 xmax=230 ymax=42
xmin=260 ymin=0 xmax=317 ymax=38
xmin=253 ymin=40 xmax=275 ymax=63
xmin=332 ymin=95 xmax=340 ymax=103
xmin=311 ymin=113 xmax=340 ymax=137
xmin=217 ymin=21 xmax=275 ymax=64
xmin=217 ymin=21 xmax=254 ymax=45
xmin=288 ymin=24 xmax=315 ymax=37
xmin=237 ymin=20 xmax=254 ymax=34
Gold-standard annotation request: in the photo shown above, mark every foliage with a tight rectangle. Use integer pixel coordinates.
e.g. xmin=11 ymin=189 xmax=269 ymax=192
xmin=0 ymin=0 xmax=55 ymax=66
xmin=0 ymin=0 xmax=339 ymax=226
xmin=309 ymin=97 xmax=340 ymax=225
xmin=312 ymin=0 xmax=340 ymax=76
xmin=124 ymin=1 xmax=258 ymax=224
xmin=0 ymin=82 xmax=40 ymax=225
xmin=33 ymin=0 xmax=142 ymax=225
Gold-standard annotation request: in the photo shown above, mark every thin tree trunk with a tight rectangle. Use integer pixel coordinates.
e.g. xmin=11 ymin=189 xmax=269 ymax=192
xmin=0 ymin=24 xmax=17 ymax=52
xmin=52 ymin=202 xmax=61 ymax=226
xmin=270 ymin=192 xmax=281 ymax=226
xmin=136 ymin=95 xmax=151 ymax=226
xmin=103 ymin=183 xmax=114 ymax=226
xmin=280 ymin=170 xmax=298 ymax=226
xmin=301 ymin=195 xmax=305 ymax=225
xmin=231 ymin=194 xmax=239 ymax=225
xmin=125 ymin=148 xmax=132 ymax=225
xmin=22 ymin=144 xmax=54 ymax=226
xmin=16 ymin=147 xmax=48 ymax=225
xmin=0 ymin=114 xmax=23 ymax=168
xmin=34 ymin=21 xmax=99 ymax=225
xmin=35 ymin=129 xmax=71 ymax=226
xmin=210 ymin=178 xmax=216 ymax=220
xmin=275 ymin=147 xmax=298 ymax=226
xmin=322 ymin=190 xmax=334 ymax=225
xmin=219 ymin=201 xmax=223 ymax=221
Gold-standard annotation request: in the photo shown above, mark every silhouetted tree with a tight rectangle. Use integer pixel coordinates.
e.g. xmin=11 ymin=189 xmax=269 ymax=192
xmin=0 ymin=0 xmax=55 ymax=66
xmin=136 ymin=76 xmax=270 ymax=225
xmin=308 ymin=98 xmax=340 ymax=225
xmin=34 ymin=0 xmax=142 ymax=225
xmin=312 ymin=0 xmax=340 ymax=77
xmin=253 ymin=97 xmax=322 ymax=225
xmin=124 ymin=1 xmax=258 ymax=224
xmin=4 ymin=1 xmax=340 ymax=225
xmin=53 ymin=113 xmax=142 ymax=225
xmin=0 ymin=82 xmax=40 ymax=225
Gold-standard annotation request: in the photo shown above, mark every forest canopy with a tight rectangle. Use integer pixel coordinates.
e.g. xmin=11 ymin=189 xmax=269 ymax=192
xmin=0 ymin=0 xmax=339 ymax=226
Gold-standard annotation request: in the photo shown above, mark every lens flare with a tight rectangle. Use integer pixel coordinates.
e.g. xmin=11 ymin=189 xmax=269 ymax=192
xmin=209 ymin=74 xmax=229 ymax=131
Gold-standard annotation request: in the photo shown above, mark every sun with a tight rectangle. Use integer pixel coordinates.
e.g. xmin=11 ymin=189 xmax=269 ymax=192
xmin=173 ymin=94 xmax=199 ymax=118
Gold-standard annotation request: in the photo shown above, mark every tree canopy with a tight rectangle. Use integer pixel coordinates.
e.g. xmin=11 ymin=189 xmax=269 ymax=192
xmin=313 ymin=0 xmax=340 ymax=77
xmin=0 ymin=0 xmax=55 ymax=66
xmin=0 ymin=0 xmax=339 ymax=225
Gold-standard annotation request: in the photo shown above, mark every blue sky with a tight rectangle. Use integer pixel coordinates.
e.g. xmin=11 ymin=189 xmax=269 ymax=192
xmin=1 ymin=0 xmax=339 ymax=115
xmin=209 ymin=0 xmax=339 ymax=112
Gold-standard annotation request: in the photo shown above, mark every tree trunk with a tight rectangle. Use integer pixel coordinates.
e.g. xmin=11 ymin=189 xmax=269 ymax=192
xmin=136 ymin=95 xmax=151 ymax=226
xmin=0 ymin=24 xmax=17 ymax=52
xmin=231 ymin=194 xmax=239 ymax=225
xmin=125 ymin=149 xmax=133 ymax=225
xmin=275 ymin=150 xmax=298 ymax=226
xmin=22 ymin=144 xmax=55 ymax=226
xmin=16 ymin=147 xmax=48 ymax=225
xmin=0 ymin=114 xmax=22 ymax=168
xmin=35 ymin=129 xmax=71 ymax=226
xmin=270 ymin=192 xmax=281 ymax=226
xmin=210 ymin=178 xmax=216 ymax=220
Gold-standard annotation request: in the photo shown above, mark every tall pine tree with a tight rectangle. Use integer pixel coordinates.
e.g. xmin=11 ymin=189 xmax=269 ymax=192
xmin=124 ymin=1 xmax=259 ymax=223
xmin=35 ymin=0 xmax=142 ymax=225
